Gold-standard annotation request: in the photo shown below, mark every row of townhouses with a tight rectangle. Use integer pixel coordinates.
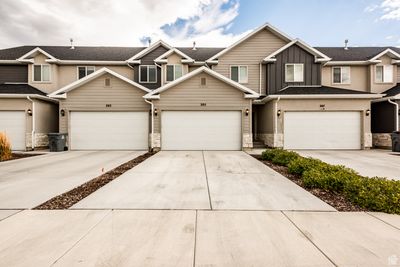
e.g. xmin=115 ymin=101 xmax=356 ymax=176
xmin=0 ymin=23 xmax=399 ymax=151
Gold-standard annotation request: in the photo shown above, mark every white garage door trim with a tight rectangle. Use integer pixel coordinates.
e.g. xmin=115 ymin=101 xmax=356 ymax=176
xmin=161 ymin=111 xmax=242 ymax=151
xmin=284 ymin=111 xmax=361 ymax=150
xmin=0 ymin=111 xmax=26 ymax=151
xmin=70 ymin=111 xmax=148 ymax=150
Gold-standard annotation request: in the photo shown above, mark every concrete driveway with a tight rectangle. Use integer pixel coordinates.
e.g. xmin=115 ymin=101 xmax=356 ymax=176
xmin=297 ymin=149 xmax=400 ymax=181
xmin=0 ymin=210 xmax=399 ymax=267
xmin=0 ymin=151 xmax=145 ymax=209
xmin=73 ymin=151 xmax=334 ymax=211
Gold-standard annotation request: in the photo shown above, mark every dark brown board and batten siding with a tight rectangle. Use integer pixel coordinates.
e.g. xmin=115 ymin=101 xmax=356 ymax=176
xmin=0 ymin=65 xmax=28 ymax=84
xmin=133 ymin=45 xmax=169 ymax=90
xmin=267 ymin=44 xmax=321 ymax=94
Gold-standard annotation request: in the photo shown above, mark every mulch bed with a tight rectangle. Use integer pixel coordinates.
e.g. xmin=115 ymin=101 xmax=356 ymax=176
xmin=252 ymin=155 xmax=365 ymax=212
xmin=0 ymin=153 xmax=42 ymax=162
xmin=34 ymin=151 xmax=156 ymax=210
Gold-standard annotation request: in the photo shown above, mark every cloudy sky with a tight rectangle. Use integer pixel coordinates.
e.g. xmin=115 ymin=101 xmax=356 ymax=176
xmin=0 ymin=0 xmax=399 ymax=49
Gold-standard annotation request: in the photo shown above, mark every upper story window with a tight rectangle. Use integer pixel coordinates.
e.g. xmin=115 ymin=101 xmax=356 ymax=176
xmin=230 ymin=66 xmax=248 ymax=83
xmin=166 ymin=64 xmax=183 ymax=82
xmin=139 ymin=65 xmax=157 ymax=83
xmin=333 ymin=66 xmax=351 ymax=84
xmin=78 ymin=66 xmax=95 ymax=79
xmin=33 ymin=64 xmax=51 ymax=82
xmin=375 ymin=65 xmax=393 ymax=83
xmin=285 ymin=64 xmax=303 ymax=82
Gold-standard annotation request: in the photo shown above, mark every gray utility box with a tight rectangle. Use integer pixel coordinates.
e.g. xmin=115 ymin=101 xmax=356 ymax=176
xmin=391 ymin=131 xmax=400 ymax=152
xmin=48 ymin=133 xmax=67 ymax=152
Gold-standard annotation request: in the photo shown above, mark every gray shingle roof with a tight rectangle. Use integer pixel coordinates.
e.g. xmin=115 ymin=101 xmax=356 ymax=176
xmin=382 ymin=83 xmax=400 ymax=97
xmin=176 ymin=47 xmax=225 ymax=61
xmin=0 ymin=45 xmax=224 ymax=62
xmin=315 ymin=47 xmax=400 ymax=61
xmin=0 ymin=83 xmax=46 ymax=95
xmin=273 ymin=86 xmax=374 ymax=95
xmin=0 ymin=46 xmax=145 ymax=61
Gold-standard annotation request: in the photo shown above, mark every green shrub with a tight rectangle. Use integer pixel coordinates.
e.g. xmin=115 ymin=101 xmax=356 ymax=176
xmin=344 ymin=176 xmax=400 ymax=214
xmin=261 ymin=148 xmax=400 ymax=214
xmin=287 ymin=157 xmax=324 ymax=175
xmin=0 ymin=132 xmax=12 ymax=161
xmin=261 ymin=149 xmax=299 ymax=166
xmin=302 ymin=167 xmax=360 ymax=193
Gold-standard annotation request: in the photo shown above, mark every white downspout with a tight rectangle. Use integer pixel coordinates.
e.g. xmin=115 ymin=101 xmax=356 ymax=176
xmin=26 ymin=96 xmax=35 ymax=150
xmin=274 ymin=96 xmax=281 ymax=147
xmin=388 ymin=99 xmax=399 ymax=131
xmin=144 ymin=99 xmax=154 ymax=150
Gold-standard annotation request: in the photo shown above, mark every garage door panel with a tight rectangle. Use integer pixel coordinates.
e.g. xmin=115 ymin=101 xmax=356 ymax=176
xmin=284 ymin=112 xmax=361 ymax=150
xmin=162 ymin=111 xmax=241 ymax=150
xmin=0 ymin=111 xmax=25 ymax=151
xmin=70 ymin=112 xmax=148 ymax=150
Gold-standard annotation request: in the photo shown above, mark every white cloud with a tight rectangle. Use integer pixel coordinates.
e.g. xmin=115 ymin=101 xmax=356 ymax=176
xmin=364 ymin=4 xmax=379 ymax=12
xmin=0 ymin=0 xmax=248 ymax=48
xmin=376 ymin=0 xmax=400 ymax=20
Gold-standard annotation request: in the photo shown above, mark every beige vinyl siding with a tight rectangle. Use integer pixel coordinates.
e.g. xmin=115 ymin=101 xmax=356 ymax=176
xmin=153 ymin=73 xmax=251 ymax=134
xmin=321 ymin=65 xmax=369 ymax=92
xmin=28 ymin=54 xmax=59 ymax=94
xmin=57 ymin=65 xmax=134 ymax=89
xmin=369 ymin=55 xmax=398 ymax=93
xmin=397 ymin=66 xmax=400 ymax=83
xmin=212 ymin=28 xmax=288 ymax=95
xmin=59 ymin=73 xmax=149 ymax=133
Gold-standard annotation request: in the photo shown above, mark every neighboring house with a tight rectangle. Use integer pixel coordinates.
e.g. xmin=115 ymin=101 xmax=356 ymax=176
xmin=0 ymin=54 xmax=58 ymax=150
xmin=1 ymin=22 xmax=399 ymax=151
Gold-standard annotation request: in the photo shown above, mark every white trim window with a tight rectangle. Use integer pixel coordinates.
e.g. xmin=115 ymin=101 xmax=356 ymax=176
xmin=139 ymin=65 xmax=157 ymax=83
xmin=77 ymin=66 xmax=95 ymax=79
xmin=166 ymin=64 xmax=183 ymax=82
xmin=333 ymin=66 xmax=351 ymax=84
xmin=375 ymin=65 xmax=393 ymax=83
xmin=285 ymin=64 xmax=304 ymax=82
xmin=33 ymin=64 xmax=51 ymax=82
xmin=230 ymin=66 xmax=248 ymax=83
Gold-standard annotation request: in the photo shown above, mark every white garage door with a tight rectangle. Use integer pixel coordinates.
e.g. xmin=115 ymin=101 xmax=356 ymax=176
xmin=0 ymin=111 xmax=26 ymax=151
xmin=284 ymin=112 xmax=361 ymax=150
xmin=70 ymin=112 xmax=148 ymax=150
xmin=161 ymin=111 xmax=242 ymax=150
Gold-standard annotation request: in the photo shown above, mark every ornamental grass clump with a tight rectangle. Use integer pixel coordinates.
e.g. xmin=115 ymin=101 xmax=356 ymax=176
xmin=0 ymin=132 xmax=12 ymax=161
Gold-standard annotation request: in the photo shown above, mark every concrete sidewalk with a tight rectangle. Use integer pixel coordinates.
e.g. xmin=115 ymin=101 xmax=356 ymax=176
xmin=0 ymin=151 xmax=145 ymax=209
xmin=72 ymin=151 xmax=334 ymax=211
xmin=0 ymin=210 xmax=399 ymax=267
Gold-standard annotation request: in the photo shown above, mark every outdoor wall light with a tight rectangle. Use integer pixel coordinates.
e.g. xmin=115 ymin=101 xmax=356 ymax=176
xmin=366 ymin=109 xmax=370 ymax=116
xmin=27 ymin=109 xmax=32 ymax=116
xmin=154 ymin=108 xmax=158 ymax=116
xmin=277 ymin=109 xmax=281 ymax=117
xmin=60 ymin=109 xmax=65 ymax=117
xmin=245 ymin=108 xmax=249 ymax=116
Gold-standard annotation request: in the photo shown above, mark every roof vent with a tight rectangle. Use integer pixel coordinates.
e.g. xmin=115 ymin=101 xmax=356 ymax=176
xmin=344 ymin=39 xmax=349 ymax=50
xmin=192 ymin=41 xmax=197 ymax=50
xmin=70 ymin=38 xmax=75 ymax=50
xmin=148 ymin=38 xmax=151 ymax=47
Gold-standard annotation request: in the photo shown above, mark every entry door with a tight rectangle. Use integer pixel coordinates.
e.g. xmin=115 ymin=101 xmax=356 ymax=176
xmin=284 ymin=111 xmax=361 ymax=149
xmin=70 ymin=111 xmax=148 ymax=150
xmin=0 ymin=111 xmax=26 ymax=150
xmin=161 ymin=111 xmax=242 ymax=150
